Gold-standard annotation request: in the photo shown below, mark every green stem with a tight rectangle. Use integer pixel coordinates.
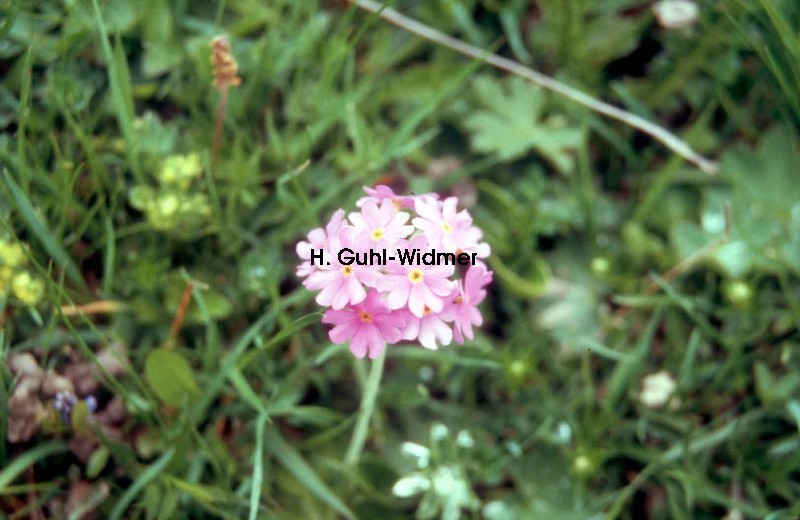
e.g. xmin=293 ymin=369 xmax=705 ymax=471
xmin=344 ymin=347 xmax=387 ymax=466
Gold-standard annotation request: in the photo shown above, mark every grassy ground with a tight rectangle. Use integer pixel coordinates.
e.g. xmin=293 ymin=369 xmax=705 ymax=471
xmin=2 ymin=0 xmax=800 ymax=518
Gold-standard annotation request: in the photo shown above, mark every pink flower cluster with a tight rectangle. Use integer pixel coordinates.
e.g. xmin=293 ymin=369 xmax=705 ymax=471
xmin=297 ymin=186 xmax=492 ymax=359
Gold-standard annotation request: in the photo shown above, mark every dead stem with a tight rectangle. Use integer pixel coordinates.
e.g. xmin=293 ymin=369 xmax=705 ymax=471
xmin=210 ymin=36 xmax=241 ymax=173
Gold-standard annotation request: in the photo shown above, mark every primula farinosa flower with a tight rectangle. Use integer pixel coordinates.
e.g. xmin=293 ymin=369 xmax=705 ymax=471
xmin=413 ymin=195 xmax=486 ymax=255
xmin=296 ymin=209 xmax=345 ymax=277
xmin=379 ymin=236 xmax=455 ymax=317
xmin=298 ymin=185 xmax=492 ymax=358
xmin=403 ymin=307 xmax=453 ymax=350
xmin=349 ymin=199 xmax=414 ymax=250
xmin=322 ymin=290 xmax=405 ymax=359
xmin=302 ymin=227 xmax=380 ymax=310
xmin=356 ymin=185 xmax=438 ymax=210
xmin=442 ymin=265 xmax=493 ymax=344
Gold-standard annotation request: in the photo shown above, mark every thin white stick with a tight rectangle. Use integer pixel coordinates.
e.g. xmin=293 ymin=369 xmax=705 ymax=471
xmin=350 ymin=0 xmax=719 ymax=174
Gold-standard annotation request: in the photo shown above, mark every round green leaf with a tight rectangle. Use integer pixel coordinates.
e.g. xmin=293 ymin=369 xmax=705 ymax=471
xmin=145 ymin=349 xmax=201 ymax=407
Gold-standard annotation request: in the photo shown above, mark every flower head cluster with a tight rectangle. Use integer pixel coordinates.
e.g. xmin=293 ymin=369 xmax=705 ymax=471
xmin=128 ymin=153 xmax=212 ymax=236
xmin=0 ymin=238 xmax=45 ymax=306
xmin=297 ymin=186 xmax=492 ymax=359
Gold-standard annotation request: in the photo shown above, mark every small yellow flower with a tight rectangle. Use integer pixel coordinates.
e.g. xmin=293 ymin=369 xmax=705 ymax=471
xmin=159 ymin=154 xmax=202 ymax=189
xmin=12 ymin=271 xmax=45 ymax=305
xmin=1 ymin=241 xmax=27 ymax=268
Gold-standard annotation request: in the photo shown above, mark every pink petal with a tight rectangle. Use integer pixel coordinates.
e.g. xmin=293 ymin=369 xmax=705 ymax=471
xmin=408 ymin=285 xmax=426 ymax=317
xmin=329 ymin=319 xmax=359 ymax=344
xmin=349 ymin=326 xmax=369 ymax=358
xmin=420 ymin=285 xmax=443 ymax=313
xmin=366 ymin=326 xmax=385 ymax=359
xmin=386 ymin=283 xmax=410 ymax=310
xmin=403 ymin=317 xmax=420 ymax=341
xmin=442 ymin=197 xmax=458 ymax=220
xmin=414 ymin=196 xmax=441 ymax=222
xmin=418 ymin=319 xmax=438 ymax=350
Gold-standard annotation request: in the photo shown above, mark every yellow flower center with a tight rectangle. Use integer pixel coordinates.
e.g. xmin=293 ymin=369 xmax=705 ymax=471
xmin=358 ymin=310 xmax=373 ymax=323
xmin=408 ymin=269 xmax=424 ymax=284
xmin=371 ymin=228 xmax=384 ymax=241
xmin=453 ymin=296 xmax=463 ymax=304
xmin=341 ymin=266 xmax=354 ymax=277
xmin=442 ymin=222 xmax=453 ymax=233
xmin=423 ymin=307 xmax=432 ymax=316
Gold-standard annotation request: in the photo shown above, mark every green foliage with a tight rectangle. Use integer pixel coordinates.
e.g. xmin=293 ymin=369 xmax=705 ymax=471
xmin=145 ymin=349 xmax=201 ymax=407
xmin=2 ymin=0 xmax=800 ymax=518
xmin=462 ymin=75 xmax=584 ymax=172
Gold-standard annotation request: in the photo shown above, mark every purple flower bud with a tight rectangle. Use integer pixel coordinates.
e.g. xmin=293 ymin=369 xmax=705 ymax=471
xmin=53 ymin=391 xmax=77 ymax=423
xmin=84 ymin=395 xmax=98 ymax=412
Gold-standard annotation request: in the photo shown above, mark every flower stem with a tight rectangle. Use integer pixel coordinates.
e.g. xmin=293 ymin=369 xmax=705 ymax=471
xmin=211 ymin=87 xmax=228 ymax=173
xmin=344 ymin=347 xmax=387 ymax=466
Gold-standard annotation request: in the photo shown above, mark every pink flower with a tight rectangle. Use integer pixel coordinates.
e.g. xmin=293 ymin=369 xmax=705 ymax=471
xmin=403 ymin=308 xmax=453 ymax=350
xmin=442 ymin=265 xmax=493 ymax=344
xmin=356 ymin=185 xmax=441 ymax=210
xmin=378 ymin=237 xmax=455 ymax=318
xmin=349 ymin=199 xmax=414 ymax=250
xmin=356 ymin=185 xmax=416 ymax=209
xmin=297 ymin=189 xmax=493 ymax=357
xmin=322 ymin=290 xmax=405 ymax=359
xmin=303 ymin=228 xmax=380 ymax=309
xmin=296 ymin=209 xmax=345 ymax=277
xmin=412 ymin=196 xmax=483 ymax=253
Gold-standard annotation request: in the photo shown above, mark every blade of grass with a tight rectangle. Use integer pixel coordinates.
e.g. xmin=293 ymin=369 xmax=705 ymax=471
xmin=237 ymin=311 xmax=321 ymax=368
xmin=16 ymin=46 xmax=33 ymax=189
xmin=228 ymin=367 xmax=269 ymax=414
xmin=604 ymin=307 xmax=663 ymax=409
xmin=109 ymin=447 xmax=175 ymax=520
xmin=102 ymin=216 xmax=116 ymax=296
xmin=248 ymin=411 xmax=269 ymax=520
xmin=1 ymin=170 xmax=87 ymax=290
xmin=190 ymin=292 xmax=313 ymax=423
xmin=608 ymin=410 xmax=767 ymax=518
xmin=89 ymin=0 xmax=141 ymax=179
xmin=266 ymin=426 xmax=356 ymax=520
xmin=0 ymin=441 xmax=67 ymax=491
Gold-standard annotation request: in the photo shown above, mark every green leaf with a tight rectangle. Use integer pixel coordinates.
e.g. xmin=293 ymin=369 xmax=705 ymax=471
xmin=86 ymin=446 xmax=110 ymax=479
xmin=463 ymin=76 xmax=584 ymax=172
xmin=163 ymin=475 xmax=225 ymax=504
xmin=142 ymin=41 xmax=183 ymax=78
xmin=71 ymin=400 xmax=92 ymax=434
xmin=145 ymin=349 xmax=201 ymax=407
xmin=721 ymin=126 xmax=800 ymax=273
xmin=491 ymin=254 xmax=550 ymax=300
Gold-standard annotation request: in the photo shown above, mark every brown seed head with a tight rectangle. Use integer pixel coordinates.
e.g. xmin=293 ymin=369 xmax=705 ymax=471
xmin=211 ymin=36 xmax=241 ymax=90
